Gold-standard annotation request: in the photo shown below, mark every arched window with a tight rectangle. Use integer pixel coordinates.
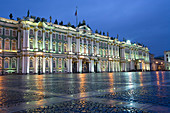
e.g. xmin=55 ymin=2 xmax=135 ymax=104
xmin=58 ymin=34 xmax=62 ymax=40
xmin=64 ymin=35 xmax=67 ymax=41
xmin=5 ymin=39 xmax=10 ymax=50
xmin=12 ymin=30 xmax=17 ymax=37
xmin=12 ymin=40 xmax=17 ymax=50
xmin=5 ymin=29 xmax=10 ymax=36
xmin=38 ymin=40 xmax=42 ymax=50
xmin=4 ymin=57 xmax=9 ymax=68
xmin=30 ymin=58 xmax=33 ymax=68
xmin=11 ymin=58 xmax=16 ymax=68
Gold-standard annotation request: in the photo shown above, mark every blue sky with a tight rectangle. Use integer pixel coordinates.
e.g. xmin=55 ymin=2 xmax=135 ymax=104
xmin=0 ymin=0 xmax=170 ymax=56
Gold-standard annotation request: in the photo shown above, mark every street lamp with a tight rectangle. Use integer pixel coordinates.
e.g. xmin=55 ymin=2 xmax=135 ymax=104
xmin=37 ymin=52 xmax=43 ymax=75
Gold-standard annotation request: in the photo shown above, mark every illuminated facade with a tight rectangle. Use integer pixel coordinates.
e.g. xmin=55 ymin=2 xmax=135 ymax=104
xmin=0 ymin=17 xmax=150 ymax=74
xmin=164 ymin=51 xmax=170 ymax=70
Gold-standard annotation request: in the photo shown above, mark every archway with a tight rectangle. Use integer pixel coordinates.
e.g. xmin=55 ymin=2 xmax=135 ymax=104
xmin=72 ymin=58 xmax=77 ymax=73
xmin=82 ymin=59 xmax=89 ymax=73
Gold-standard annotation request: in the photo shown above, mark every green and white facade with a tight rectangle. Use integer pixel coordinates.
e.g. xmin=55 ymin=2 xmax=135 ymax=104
xmin=0 ymin=17 xmax=150 ymax=74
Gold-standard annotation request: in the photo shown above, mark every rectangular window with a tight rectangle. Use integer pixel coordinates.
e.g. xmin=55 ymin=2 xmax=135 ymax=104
xmin=12 ymin=61 xmax=16 ymax=68
xmin=53 ymin=44 xmax=56 ymax=52
xmin=53 ymin=61 xmax=56 ymax=68
xmin=58 ymin=45 xmax=61 ymax=53
xmin=45 ymin=43 xmax=49 ymax=51
xmin=52 ymin=34 xmax=56 ymax=39
xmin=58 ymin=34 xmax=62 ymax=40
xmin=38 ymin=30 xmax=41 ymax=37
xmin=30 ymin=41 xmax=33 ymax=49
xmin=12 ymin=30 xmax=17 ymax=37
xmin=5 ymin=29 xmax=10 ymax=36
xmin=30 ymin=29 xmax=34 ymax=35
xmin=46 ymin=32 xmax=49 ymax=38
xmin=64 ymin=35 xmax=67 ymax=41
xmin=5 ymin=40 xmax=10 ymax=50
xmin=0 ymin=40 xmax=2 ymax=49
xmin=0 ymin=58 xmax=2 ymax=68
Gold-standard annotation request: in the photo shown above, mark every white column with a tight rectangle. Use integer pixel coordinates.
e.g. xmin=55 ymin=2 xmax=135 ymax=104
xmin=25 ymin=27 xmax=30 ymax=50
xmin=22 ymin=55 xmax=25 ymax=73
xmin=91 ymin=59 xmax=94 ymax=72
xmin=34 ymin=55 xmax=38 ymax=73
xmin=108 ymin=44 xmax=110 ymax=57
xmin=112 ymin=61 xmax=114 ymax=72
xmin=81 ymin=38 xmax=84 ymax=54
xmin=121 ymin=61 xmax=125 ymax=71
xmin=17 ymin=29 xmax=21 ymax=50
xmin=22 ymin=29 xmax=26 ymax=51
xmin=26 ymin=55 xmax=30 ymax=73
xmin=49 ymin=30 xmax=53 ymax=52
xmin=67 ymin=58 xmax=70 ymax=72
xmin=34 ymin=27 xmax=38 ymax=51
xmin=117 ymin=46 xmax=119 ymax=57
xmin=77 ymin=58 xmax=82 ymax=73
xmin=67 ymin=35 xmax=72 ymax=53
xmin=108 ymin=61 xmax=111 ymax=72
xmin=49 ymin=55 xmax=53 ymax=73
xmin=121 ymin=47 xmax=125 ymax=59
xmin=91 ymin=39 xmax=94 ymax=56
xmin=42 ymin=55 xmax=45 ymax=73
xmin=118 ymin=61 xmax=120 ymax=71
xmin=69 ymin=58 xmax=72 ymax=73
xmin=17 ymin=56 xmax=20 ymax=73
xmin=42 ymin=29 xmax=45 ymax=52
xmin=86 ymin=41 xmax=88 ymax=55
xmin=76 ymin=36 xmax=80 ymax=54
xmin=96 ymin=40 xmax=99 ymax=55
xmin=97 ymin=60 xmax=101 ymax=72
xmin=114 ymin=45 xmax=117 ymax=58
xmin=111 ymin=44 xmax=113 ymax=57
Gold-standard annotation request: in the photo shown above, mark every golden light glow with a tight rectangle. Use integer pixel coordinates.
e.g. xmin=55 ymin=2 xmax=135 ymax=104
xmin=156 ymin=61 xmax=158 ymax=64
xmin=156 ymin=71 xmax=160 ymax=86
xmin=79 ymin=74 xmax=87 ymax=107
xmin=108 ymin=73 xmax=114 ymax=92
xmin=139 ymin=72 xmax=143 ymax=86
xmin=37 ymin=52 xmax=43 ymax=55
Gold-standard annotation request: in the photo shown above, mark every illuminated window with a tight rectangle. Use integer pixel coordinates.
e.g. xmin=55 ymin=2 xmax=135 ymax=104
xmin=88 ymin=47 xmax=91 ymax=55
xmin=5 ymin=39 xmax=10 ymax=50
xmin=103 ymin=49 xmax=105 ymax=56
xmin=52 ymin=34 xmax=56 ymax=39
xmin=72 ymin=44 xmax=76 ymax=53
xmin=12 ymin=30 xmax=17 ymax=37
xmin=64 ymin=44 xmax=67 ymax=53
xmin=38 ymin=41 xmax=42 ymax=50
xmin=84 ymin=46 xmax=86 ymax=54
xmin=30 ymin=29 xmax=34 ymax=35
xmin=12 ymin=40 xmax=17 ymax=50
xmin=0 ymin=28 xmax=3 ymax=35
xmin=5 ymin=29 xmax=10 ymax=36
xmin=4 ymin=59 xmax=9 ymax=68
xmin=38 ymin=30 xmax=41 ymax=37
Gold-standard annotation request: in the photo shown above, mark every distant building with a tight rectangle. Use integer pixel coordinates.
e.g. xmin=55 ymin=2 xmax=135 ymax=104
xmin=150 ymin=54 xmax=165 ymax=71
xmin=0 ymin=16 xmax=150 ymax=74
xmin=164 ymin=51 xmax=170 ymax=70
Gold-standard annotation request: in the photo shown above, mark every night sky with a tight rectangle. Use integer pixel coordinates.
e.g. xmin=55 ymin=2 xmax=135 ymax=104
xmin=0 ymin=0 xmax=170 ymax=56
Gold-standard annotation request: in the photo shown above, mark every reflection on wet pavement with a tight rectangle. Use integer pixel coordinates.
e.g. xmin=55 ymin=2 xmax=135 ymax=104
xmin=0 ymin=71 xmax=169 ymax=112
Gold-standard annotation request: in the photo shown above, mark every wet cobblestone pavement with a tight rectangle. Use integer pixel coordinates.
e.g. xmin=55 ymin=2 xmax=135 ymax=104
xmin=0 ymin=71 xmax=169 ymax=112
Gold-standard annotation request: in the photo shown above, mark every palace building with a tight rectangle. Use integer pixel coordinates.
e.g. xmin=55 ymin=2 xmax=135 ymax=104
xmin=0 ymin=16 xmax=150 ymax=74
xmin=164 ymin=51 xmax=170 ymax=70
